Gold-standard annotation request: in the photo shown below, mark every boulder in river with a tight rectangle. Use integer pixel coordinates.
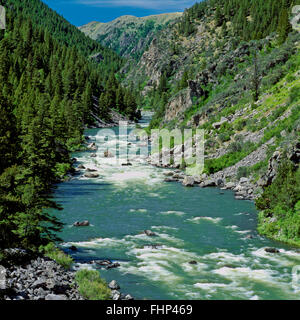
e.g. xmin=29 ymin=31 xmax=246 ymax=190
xmin=77 ymin=164 xmax=85 ymax=169
xmin=73 ymin=221 xmax=90 ymax=227
xmin=84 ymin=172 xmax=99 ymax=178
xmin=163 ymin=171 xmax=174 ymax=177
xmin=90 ymin=153 xmax=97 ymax=158
xmin=93 ymin=259 xmax=112 ymax=266
xmin=104 ymin=150 xmax=113 ymax=158
xmin=202 ymin=179 xmax=216 ymax=187
xmin=122 ymin=163 xmax=132 ymax=166
xmin=143 ymin=244 xmax=162 ymax=249
xmin=188 ymin=261 xmax=198 ymax=265
xmin=87 ymin=142 xmax=97 ymax=151
xmin=108 ymin=280 xmax=120 ymax=290
xmin=86 ymin=168 xmax=97 ymax=172
xmin=182 ymin=176 xmax=194 ymax=187
xmin=144 ymin=230 xmax=157 ymax=237
xmin=164 ymin=178 xmax=177 ymax=183
xmin=265 ymin=247 xmax=280 ymax=254
xmin=106 ymin=263 xmax=120 ymax=270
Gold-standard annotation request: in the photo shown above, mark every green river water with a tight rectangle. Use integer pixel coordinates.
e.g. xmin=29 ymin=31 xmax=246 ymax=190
xmin=53 ymin=113 xmax=300 ymax=300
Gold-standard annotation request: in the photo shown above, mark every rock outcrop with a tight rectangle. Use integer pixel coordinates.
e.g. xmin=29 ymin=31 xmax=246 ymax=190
xmin=0 ymin=250 xmax=83 ymax=301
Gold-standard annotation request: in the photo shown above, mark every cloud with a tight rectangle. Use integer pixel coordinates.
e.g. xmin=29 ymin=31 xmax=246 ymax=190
xmin=75 ymin=0 xmax=196 ymax=10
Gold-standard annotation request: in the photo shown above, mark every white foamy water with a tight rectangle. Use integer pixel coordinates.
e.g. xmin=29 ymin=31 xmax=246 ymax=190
xmin=187 ymin=216 xmax=223 ymax=223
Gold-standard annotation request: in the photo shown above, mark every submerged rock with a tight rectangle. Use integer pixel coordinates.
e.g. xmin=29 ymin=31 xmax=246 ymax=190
xmin=84 ymin=172 xmax=99 ymax=178
xmin=144 ymin=230 xmax=157 ymax=237
xmin=73 ymin=221 xmax=90 ymax=227
xmin=265 ymin=247 xmax=280 ymax=254
xmin=86 ymin=168 xmax=97 ymax=172
xmin=87 ymin=142 xmax=97 ymax=151
xmin=104 ymin=150 xmax=113 ymax=158
xmin=163 ymin=171 xmax=174 ymax=177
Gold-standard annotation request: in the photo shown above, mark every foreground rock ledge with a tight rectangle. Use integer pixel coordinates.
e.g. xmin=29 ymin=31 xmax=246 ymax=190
xmin=0 ymin=250 xmax=83 ymax=300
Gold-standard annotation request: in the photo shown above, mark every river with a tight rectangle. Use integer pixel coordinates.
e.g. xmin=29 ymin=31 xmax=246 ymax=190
xmin=52 ymin=112 xmax=300 ymax=300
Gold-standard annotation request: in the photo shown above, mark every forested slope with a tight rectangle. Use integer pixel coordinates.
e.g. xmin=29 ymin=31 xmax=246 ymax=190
xmin=0 ymin=1 xmax=140 ymax=250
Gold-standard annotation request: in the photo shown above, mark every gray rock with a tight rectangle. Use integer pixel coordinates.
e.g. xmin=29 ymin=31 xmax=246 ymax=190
xmin=73 ymin=220 xmax=90 ymax=227
xmin=86 ymin=168 xmax=97 ymax=172
xmin=0 ymin=266 xmax=7 ymax=290
xmin=84 ymin=172 xmax=99 ymax=178
xmin=111 ymin=290 xmax=121 ymax=300
xmin=212 ymin=117 xmax=228 ymax=129
xmin=182 ymin=176 xmax=194 ymax=187
xmin=144 ymin=230 xmax=157 ymax=237
xmin=203 ymin=179 xmax=216 ymax=187
xmin=45 ymin=294 xmax=68 ymax=300
xmin=124 ymin=294 xmax=134 ymax=300
xmin=31 ymin=278 xmax=47 ymax=289
xmin=265 ymin=247 xmax=280 ymax=254
xmin=216 ymin=178 xmax=224 ymax=187
xmin=108 ymin=280 xmax=120 ymax=290
xmin=193 ymin=175 xmax=202 ymax=184
xmin=239 ymin=177 xmax=249 ymax=184
xmin=163 ymin=171 xmax=174 ymax=177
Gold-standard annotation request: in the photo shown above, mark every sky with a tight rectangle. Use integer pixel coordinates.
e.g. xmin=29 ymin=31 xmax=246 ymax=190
xmin=42 ymin=0 xmax=199 ymax=26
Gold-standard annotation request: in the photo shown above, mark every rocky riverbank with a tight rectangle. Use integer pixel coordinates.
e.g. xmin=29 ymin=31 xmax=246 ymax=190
xmin=147 ymin=141 xmax=300 ymax=202
xmin=0 ymin=249 xmax=83 ymax=300
xmin=159 ymin=168 xmax=257 ymax=201
xmin=0 ymin=249 xmax=133 ymax=301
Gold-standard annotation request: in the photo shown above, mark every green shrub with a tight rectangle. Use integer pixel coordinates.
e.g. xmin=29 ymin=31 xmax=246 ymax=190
xmin=234 ymin=118 xmax=247 ymax=131
xmin=54 ymin=163 xmax=71 ymax=179
xmin=75 ymin=269 xmax=111 ymax=300
xmin=41 ymin=243 xmax=73 ymax=269
xmin=227 ymin=141 xmax=243 ymax=153
xmin=218 ymin=132 xmax=230 ymax=143
xmin=256 ymin=159 xmax=300 ymax=246
xmin=289 ymin=85 xmax=300 ymax=105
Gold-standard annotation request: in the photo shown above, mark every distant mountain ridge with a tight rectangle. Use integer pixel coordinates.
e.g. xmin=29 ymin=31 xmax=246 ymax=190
xmin=79 ymin=13 xmax=183 ymax=59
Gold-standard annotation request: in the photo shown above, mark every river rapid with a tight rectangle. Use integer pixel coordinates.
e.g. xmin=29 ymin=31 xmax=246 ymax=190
xmin=52 ymin=112 xmax=300 ymax=300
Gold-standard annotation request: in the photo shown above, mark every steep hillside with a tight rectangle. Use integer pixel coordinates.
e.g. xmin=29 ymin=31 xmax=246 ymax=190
xmin=79 ymin=13 xmax=182 ymax=59
xmin=0 ymin=1 xmax=140 ymax=250
xmin=3 ymin=0 xmax=123 ymax=77
xmin=127 ymin=0 xmax=300 ymax=245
